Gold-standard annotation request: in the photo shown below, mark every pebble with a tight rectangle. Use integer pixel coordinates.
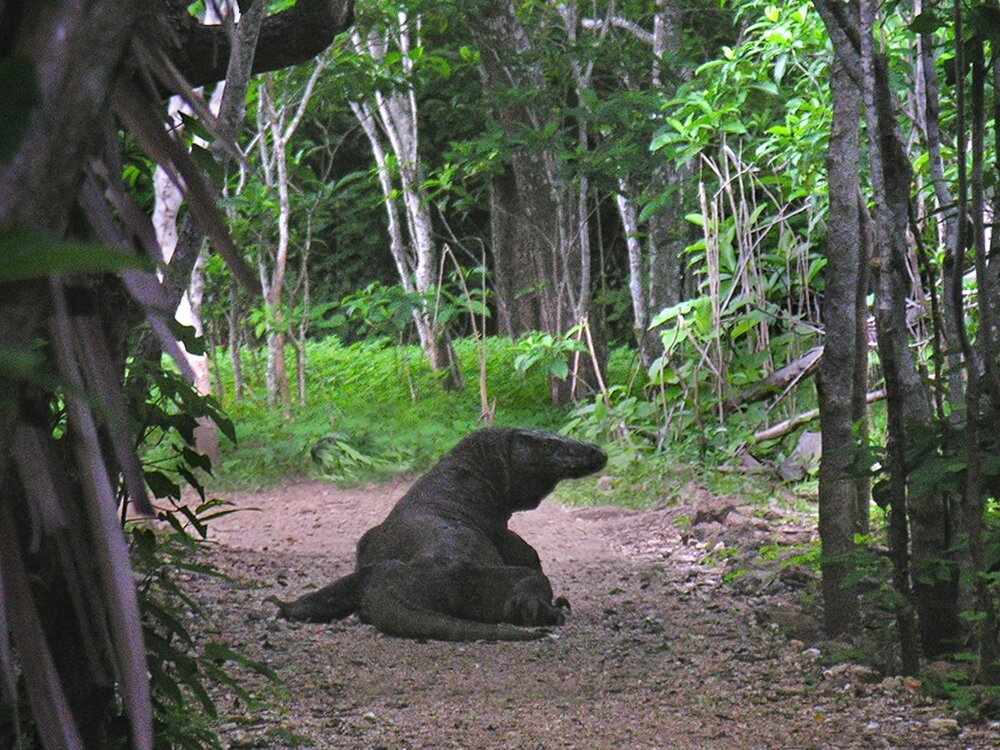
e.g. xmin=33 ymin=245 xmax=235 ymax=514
xmin=927 ymin=718 xmax=960 ymax=735
xmin=801 ymin=647 xmax=822 ymax=663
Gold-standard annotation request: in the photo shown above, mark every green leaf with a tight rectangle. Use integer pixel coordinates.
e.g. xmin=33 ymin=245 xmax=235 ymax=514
xmin=145 ymin=470 xmax=182 ymax=500
xmin=167 ymin=320 xmax=206 ymax=355
xmin=749 ymin=81 xmax=780 ymax=97
xmin=0 ymin=229 xmax=151 ymax=281
xmin=649 ymin=131 xmax=680 ymax=152
xmin=203 ymin=642 xmax=277 ymax=680
xmin=909 ymin=11 xmax=944 ymax=35
xmin=549 ymin=359 xmax=570 ymax=380
xmin=969 ymin=6 xmax=1000 ymax=45
xmin=0 ymin=56 xmax=42 ymax=163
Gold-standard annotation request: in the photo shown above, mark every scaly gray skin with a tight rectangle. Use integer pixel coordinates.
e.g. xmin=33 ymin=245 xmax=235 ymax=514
xmin=267 ymin=428 xmax=606 ymax=641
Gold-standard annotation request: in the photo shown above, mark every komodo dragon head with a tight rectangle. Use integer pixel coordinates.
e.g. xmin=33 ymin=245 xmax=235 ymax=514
xmin=451 ymin=428 xmax=607 ymax=513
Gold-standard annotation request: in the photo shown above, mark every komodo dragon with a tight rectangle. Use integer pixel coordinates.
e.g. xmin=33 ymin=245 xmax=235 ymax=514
xmin=266 ymin=427 xmax=607 ymax=641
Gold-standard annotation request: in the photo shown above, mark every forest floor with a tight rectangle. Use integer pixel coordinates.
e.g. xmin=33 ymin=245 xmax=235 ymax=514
xmin=183 ymin=477 xmax=1000 ymax=749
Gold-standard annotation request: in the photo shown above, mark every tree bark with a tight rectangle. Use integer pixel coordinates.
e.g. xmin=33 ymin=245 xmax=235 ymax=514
xmin=604 ymin=0 xmax=691 ymax=369
xmin=467 ymin=0 xmax=599 ymax=404
xmin=349 ymin=19 xmax=462 ymax=390
xmin=154 ymin=0 xmax=354 ymax=90
xmin=817 ymin=50 xmax=863 ymax=637
xmin=913 ymin=0 xmax=964 ymax=407
xmin=857 ymin=0 xmax=942 ymax=666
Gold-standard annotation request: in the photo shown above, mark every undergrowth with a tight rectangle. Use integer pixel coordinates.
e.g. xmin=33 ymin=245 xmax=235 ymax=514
xmin=212 ymin=337 xmax=570 ymax=488
xmin=205 ymin=335 xmax=807 ymax=512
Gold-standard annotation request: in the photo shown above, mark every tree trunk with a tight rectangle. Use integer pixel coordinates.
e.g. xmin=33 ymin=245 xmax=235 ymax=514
xmin=229 ymin=283 xmax=245 ymax=401
xmin=152 ymin=93 xmax=221 ymax=463
xmin=859 ymin=0 xmax=949 ymax=664
xmin=616 ymin=183 xmax=653 ymax=364
xmin=913 ymin=0 xmax=964 ymax=407
xmin=815 ymin=0 xmax=958 ymax=663
xmin=607 ymin=0 xmax=690 ymax=370
xmin=256 ymin=59 xmax=327 ymax=409
xmin=468 ymin=0 xmax=601 ymax=405
xmin=349 ymin=20 xmax=462 ymax=390
xmin=817 ymin=50 xmax=863 ymax=637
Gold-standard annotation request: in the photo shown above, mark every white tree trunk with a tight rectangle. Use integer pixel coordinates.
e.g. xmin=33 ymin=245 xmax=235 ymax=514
xmin=152 ymin=94 xmax=220 ymax=462
xmin=256 ymin=58 xmax=326 ymax=411
xmin=616 ymin=183 xmax=649 ymax=343
xmin=350 ymin=20 xmax=461 ymax=389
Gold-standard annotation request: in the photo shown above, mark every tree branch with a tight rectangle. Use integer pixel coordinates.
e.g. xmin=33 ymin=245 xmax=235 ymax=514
xmin=155 ymin=0 xmax=354 ymax=91
xmin=581 ymin=15 xmax=654 ymax=45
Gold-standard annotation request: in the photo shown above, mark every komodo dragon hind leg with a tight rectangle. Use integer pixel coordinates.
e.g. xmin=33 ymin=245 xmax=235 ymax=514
xmin=266 ymin=568 xmax=368 ymax=622
xmin=358 ymin=559 xmax=561 ymax=641
xmin=361 ymin=595 xmax=550 ymax=642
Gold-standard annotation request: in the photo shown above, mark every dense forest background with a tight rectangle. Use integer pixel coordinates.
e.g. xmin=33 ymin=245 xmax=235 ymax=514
xmin=3 ymin=0 xmax=1000 ymax=746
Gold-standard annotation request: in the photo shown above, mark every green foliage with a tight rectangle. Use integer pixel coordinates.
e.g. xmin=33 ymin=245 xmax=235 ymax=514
xmin=654 ymin=1 xmax=830 ymax=183
xmin=131 ymin=505 xmax=276 ymax=750
xmin=309 ymin=432 xmax=411 ymax=484
xmin=212 ymin=336 xmax=564 ymax=487
xmin=0 ymin=229 xmax=152 ymax=281
xmin=512 ymin=326 xmax=588 ymax=382
xmin=129 ymin=356 xmax=274 ymax=749
xmin=563 ymin=385 xmax=659 ymax=463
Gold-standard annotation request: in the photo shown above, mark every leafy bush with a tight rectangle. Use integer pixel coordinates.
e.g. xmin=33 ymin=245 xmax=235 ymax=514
xmin=211 ymin=336 xmax=566 ymax=487
xmin=132 ymin=363 xmax=277 ymax=749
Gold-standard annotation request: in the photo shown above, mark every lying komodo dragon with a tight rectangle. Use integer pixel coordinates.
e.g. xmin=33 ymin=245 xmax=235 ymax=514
xmin=266 ymin=427 xmax=607 ymax=641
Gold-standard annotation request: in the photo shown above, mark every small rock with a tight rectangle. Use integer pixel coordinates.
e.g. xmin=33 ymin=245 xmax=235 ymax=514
xmin=801 ymin=648 xmax=822 ymax=663
xmin=692 ymin=499 xmax=737 ymax=525
xmin=878 ymin=675 xmax=903 ymax=691
xmin=823 ymin=663 xmax=877 ymax=686
xmin=362 ymin=711 xmax=377 ymax=723
xmin=596 ymin=475 xmax=615 ymax=492
xmin=778 ymin=430 xmax=822 ymax=481
xmin=778 ymin=564 xmax=816 ymax=587
xmin=754 ymin=602 xmax=823 ymax=641
xmin=642 ymin=615 xmax=665 ymax=633
xmin=927 ymin=718 xmax=960 ymax=735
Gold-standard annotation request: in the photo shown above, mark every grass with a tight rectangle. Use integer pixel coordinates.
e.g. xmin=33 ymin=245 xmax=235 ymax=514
xmin=200 ymin=334 xmax=807 ymax=513
xmin=212 ymin=336 xmax=577 ymax=488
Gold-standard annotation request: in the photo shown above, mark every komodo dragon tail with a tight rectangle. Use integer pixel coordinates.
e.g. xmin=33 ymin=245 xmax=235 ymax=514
xmin=361 ymin=598 xmax=550 ymax=642
xmin=265 ymin=568 xmax=369 ymax=623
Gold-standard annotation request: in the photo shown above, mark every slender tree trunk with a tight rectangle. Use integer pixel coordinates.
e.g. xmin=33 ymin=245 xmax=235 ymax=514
xmin=606 ymin=0 xmax=689 ymax=369
xmin=255 ymin=58 xmax=327 ymax=411
xmin=616 ymin=183 xmax=653 ymax=363
xmin=152 ymin=93 xmax=220 ymax=462
xmin=349 ymin=20 xmax=462 ymax=390
xmin=817 ymin=51 xmax=863 ymax=637
xmin=228 ymin=283 xmax=245 ymax=401
xmin=815 ymin=0 xmax=959 ymax=664
xmin=859 ymin=0 xmax=942 ymax=666
xmin=914 ymin=0 xmax=964 ymax=407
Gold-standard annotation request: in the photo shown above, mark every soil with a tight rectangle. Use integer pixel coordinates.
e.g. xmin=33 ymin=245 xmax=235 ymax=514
xmin=183 ymin=478 xmax=1000 ymax=749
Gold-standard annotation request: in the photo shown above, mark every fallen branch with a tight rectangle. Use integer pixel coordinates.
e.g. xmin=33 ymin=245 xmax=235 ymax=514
xmin=726 ymin=346 xmax=824 ymax=412
xmin=752 ymin=389 xmax=886 ymax=443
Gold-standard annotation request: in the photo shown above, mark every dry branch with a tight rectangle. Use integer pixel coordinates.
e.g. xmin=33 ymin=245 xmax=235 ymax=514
xmin=753 ymin=389 xmax=885 ymax=443
xmin=726 ymin=346 xmax=824 ymax=412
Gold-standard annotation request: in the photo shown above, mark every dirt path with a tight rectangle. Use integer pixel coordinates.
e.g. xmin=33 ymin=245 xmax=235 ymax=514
xmin=185 ymin=480 xmax=1000 ymax=749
